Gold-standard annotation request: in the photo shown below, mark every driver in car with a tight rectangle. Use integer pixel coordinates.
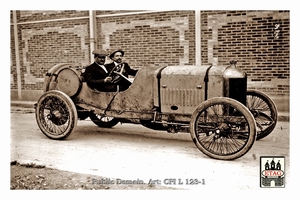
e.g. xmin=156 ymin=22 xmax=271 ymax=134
xmin=105 ymin=49 xmax=138 ymax=91
xmin=84 ymin=49 xmax=117 ymax=92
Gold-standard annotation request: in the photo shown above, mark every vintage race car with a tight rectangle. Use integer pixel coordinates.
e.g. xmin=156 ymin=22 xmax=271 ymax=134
xmin=35 ymin=61 xmax=277 ymax=160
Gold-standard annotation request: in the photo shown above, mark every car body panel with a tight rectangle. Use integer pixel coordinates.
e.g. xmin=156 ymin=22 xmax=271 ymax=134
xmin=154 ymin=65 xmax=228 ymax=114
xmin=73 ymin=65 xmax=162 ymax=119
xmin=43 ymin=63 xmax=247 ymax=122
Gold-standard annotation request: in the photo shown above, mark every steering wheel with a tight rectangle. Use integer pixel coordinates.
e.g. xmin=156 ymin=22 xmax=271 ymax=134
xmin=110 ymin=64 xmax=132 ymax=84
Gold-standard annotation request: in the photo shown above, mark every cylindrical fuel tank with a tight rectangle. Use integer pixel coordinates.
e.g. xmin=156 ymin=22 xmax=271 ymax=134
xmin=44 ymin=63 xmax=83 ymax=97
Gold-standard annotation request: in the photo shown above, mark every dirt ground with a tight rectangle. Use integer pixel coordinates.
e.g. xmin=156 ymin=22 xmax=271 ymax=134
xmin=10 ymin=161 xmax=176 ymax=190
xmin=9 ymin=107 xmax=177 ymax=190
xmin=10 ymin=106 xmax=291 ymax=191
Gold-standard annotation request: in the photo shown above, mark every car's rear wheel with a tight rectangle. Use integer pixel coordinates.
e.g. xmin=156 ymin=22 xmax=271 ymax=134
xmin=89 ymin=113 xmax=119 ymax=128
xmin=35 ymin=90 xmax=78 ymax=140
xmin=190 ymin=97 xmax=256 ymax=160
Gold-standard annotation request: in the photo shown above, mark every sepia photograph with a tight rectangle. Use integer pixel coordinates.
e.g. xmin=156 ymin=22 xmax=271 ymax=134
xmin=6 ymin=1 xmax=298 ymax=198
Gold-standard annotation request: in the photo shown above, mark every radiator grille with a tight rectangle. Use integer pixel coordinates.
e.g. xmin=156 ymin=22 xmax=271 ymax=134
xmin=228 ymin=78 xmax=247 ymax=105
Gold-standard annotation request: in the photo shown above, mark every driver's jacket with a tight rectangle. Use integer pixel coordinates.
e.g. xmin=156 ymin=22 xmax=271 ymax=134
xmin=83 ymin=62 xmax=117 ymax=92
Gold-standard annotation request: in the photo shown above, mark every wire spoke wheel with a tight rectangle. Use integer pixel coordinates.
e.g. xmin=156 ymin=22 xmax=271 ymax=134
xmin=35 ymin=90 xmax=77 ymax=139
xmin=89 ymin=113 xmax=119 ymax=128
xmin=246 ymin=90 xmax=278 ymax=140
xmin=190 ymin=97 xmax=256 ymax=160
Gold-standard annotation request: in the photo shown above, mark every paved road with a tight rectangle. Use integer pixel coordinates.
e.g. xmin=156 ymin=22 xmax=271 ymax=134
xmin=10 ymin=108 xmax=290 ymax=190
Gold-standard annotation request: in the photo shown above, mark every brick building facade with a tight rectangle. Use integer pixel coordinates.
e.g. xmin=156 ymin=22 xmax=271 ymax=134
xmin=10 ymin=10 xmax=289 ymax=111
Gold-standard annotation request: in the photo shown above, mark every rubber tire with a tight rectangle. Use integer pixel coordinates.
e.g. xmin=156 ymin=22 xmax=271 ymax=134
xmin=35 ymin=90 xmax=78 ymax=140
xmin=190 ymin=97 xmax=256 ymax=160
xmin=246 ymin=89 xmax=278 ymax=140
xmin=89 ymin=113 xmax=119 ymax=128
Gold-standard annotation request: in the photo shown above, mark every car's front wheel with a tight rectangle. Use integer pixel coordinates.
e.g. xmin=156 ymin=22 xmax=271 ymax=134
xmin=190 ymin=97 xmax=256 ymax=160
xmin=246 ymin=89 xmax=278 ymax=140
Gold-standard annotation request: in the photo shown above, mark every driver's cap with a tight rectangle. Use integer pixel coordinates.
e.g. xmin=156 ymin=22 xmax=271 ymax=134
xmin=92 ymin=49 xmax=108 ymax=56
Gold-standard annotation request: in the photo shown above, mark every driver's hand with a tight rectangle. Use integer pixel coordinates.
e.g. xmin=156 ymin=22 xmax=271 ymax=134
xmin=104 ymin=76 xmax=112 ymax=83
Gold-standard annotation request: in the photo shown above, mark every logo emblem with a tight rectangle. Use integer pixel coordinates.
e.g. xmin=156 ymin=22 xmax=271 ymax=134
xmin=260 ymin=156 xmax=285 ymax=188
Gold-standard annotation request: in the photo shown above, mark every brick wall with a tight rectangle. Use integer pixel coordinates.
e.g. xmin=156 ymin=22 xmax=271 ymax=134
xmin=10 ymin=10 xmax=289 ymax=100
xmin=201 ymin=10 xmax=289 ymax=96
xmin=95 ymin=10 xmax=195 ymax=68
xmin=10 ymin=10 xmax=90 ymax=91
